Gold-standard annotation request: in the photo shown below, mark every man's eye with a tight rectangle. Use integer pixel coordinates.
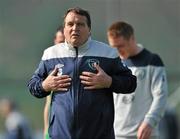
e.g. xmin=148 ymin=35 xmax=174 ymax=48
xmin=78 ymin=23 xmax=85 ymax=27
xmin=67 ymin=23 xmax=73 ymax=27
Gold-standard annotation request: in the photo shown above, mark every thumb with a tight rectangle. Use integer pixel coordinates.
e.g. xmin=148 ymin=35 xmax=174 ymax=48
xmin=93 ymin=63 xmax=101 ymax=72
xmin=49 ymin=67 xmax=58 ymax=76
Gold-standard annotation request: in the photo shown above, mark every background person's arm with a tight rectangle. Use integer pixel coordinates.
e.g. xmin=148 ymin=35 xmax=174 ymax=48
xmin=109 ymin=57 xmax=137 ymax=94
xmin=43 ymin=96 xmax=51 ymax=138
xmin=138 ymin=55 xmax=168 ymax=139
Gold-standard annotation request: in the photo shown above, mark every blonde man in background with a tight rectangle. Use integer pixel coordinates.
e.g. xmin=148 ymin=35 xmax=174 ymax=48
xmin=107 ymin=21 xmax=168 ymax=139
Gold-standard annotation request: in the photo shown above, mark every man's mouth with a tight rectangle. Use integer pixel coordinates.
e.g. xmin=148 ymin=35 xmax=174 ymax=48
xmin=72 ymin=34 xmax=79 ymax=37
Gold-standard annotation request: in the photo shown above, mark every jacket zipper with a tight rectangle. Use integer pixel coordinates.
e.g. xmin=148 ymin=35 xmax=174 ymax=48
xmin=73 ymin=47 xmax=79 ymax=138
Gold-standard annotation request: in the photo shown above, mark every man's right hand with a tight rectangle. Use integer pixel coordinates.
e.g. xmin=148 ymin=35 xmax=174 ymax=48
xmin=42 ymin=67 xmax=71 ymax=92
xmin=137 ymin=122 xmax=152 ymax=139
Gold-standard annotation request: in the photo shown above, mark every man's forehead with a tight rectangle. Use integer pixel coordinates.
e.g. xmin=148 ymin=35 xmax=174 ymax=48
xmin=65 ymin=12 xmax=87 ymax=22
xmin=110 ymin=35 xmax=128 ymax=41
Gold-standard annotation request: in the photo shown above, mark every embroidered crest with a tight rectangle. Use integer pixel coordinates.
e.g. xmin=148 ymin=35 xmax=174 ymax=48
xmin=87 ymin=59 xmax=100 ymax=71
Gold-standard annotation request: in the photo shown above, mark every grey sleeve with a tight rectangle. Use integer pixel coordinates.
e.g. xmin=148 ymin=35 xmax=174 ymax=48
xmin=144 ymin=67 xmax=168 ymax=128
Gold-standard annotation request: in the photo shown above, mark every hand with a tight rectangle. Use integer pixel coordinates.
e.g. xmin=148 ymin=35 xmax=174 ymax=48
xmin=80 ymin=63 xmax=112 ymax=89
xmin=42 ymin=67 xmax=71 ymax=92
xmin=137 ymin=122 xmax=153 ymax=139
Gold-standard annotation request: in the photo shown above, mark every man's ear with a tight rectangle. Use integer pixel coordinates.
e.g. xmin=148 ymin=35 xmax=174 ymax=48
xmin=88 ymin=31 xmax=91 ymax=36
xmin=131 ymin=35 xmax=135 ymax=41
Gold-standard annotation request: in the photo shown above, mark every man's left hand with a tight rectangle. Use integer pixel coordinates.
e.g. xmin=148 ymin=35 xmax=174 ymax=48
xmin=80 ymin=64 xmax=112 ymax=89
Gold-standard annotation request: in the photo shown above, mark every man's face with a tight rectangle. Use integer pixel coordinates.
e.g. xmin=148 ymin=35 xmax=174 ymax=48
xmin=54 ymin=31 xmax=65 ymax=44
xmin=107 ymin=33 xmax=132 ymax=58
xmin=0 ymin=101 xmax=11 ymax=117
xmin=64 ymin=12 xmax=90 ymax=47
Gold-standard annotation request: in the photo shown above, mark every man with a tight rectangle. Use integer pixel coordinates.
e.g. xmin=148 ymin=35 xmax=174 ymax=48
xmin=43 ymin=26 xmax=65 ymax=139
xmin=107 ymin=21 xmax=168 ymax=139
xmin=53 ymin=26 xmax=65 ymax=44
xmin=28 ymin=7 xmax=136 ymax=139
xmin=0 ymin=98 xmax=32 ymax=139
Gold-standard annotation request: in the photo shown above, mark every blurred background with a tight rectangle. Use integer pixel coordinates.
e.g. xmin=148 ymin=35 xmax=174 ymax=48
xmin=0 ymin=0 xmax=179 ymax=138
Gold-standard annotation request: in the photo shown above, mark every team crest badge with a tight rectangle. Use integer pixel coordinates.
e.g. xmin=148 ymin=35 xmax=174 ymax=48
xmin=87 ymin=59 xmax=100 ymax=71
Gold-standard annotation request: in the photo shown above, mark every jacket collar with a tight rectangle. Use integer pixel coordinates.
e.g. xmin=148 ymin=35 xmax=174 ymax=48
xmin=65 ymin=37 xmax=91 ymax=51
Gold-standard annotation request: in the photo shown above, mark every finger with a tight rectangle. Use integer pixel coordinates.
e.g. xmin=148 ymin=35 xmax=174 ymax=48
xmin=140 ymin=131 xmax=148 ymax=139
xmin=57 ymin=88 xmax=68 ymax=91
xmin=50 ymin=67 xmax=59 ymax=76
xmin=55 ymin=76 xmax=71 ymax=81
xmin=144 ymin=131 xmax=151 ymax=139
xmin=81 ymin=80 xmax=93 ymax=86
xmin=141 ymin=132 xmax=146 ymax=139
xmin=80 ymin=75 xmax=92 ymax=82
xmin=54 ymin=83 xmax=71 ymax=91
xmin=84 ymin=86 xmax=95 ymax=90
xmin=52 ymin=86 xmax=68 ymax=91
xmin=59 ymin=75 xmax=71 ymax=79
xmin=93 ymin=63 xmax=102 ymax=72
xmin=141 ymin=133 xmax=146 ymax=139
xmin=52 ymin=82 xmax=61 ymax=90
xmin=58 ymin=82 xmax=71 ymax=88
xmin=137 ymin=132 xmax=142 ymax=139
xmin=81 ymin=72 xmax=95 ymax=77
xmin=59 ymin=78 xmax=72 ymax=84
xmin=57 ymin=78 xmax=72 ymax=83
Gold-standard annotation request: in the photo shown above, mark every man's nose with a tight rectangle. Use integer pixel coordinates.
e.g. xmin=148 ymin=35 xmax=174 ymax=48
xmin=72 ymin=24 xmax=76 ymax=30
xmin=72 ymin=24 xmax=78 ymax=30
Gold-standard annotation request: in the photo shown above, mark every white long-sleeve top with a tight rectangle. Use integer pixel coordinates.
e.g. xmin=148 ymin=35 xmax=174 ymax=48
xmin=113 ymin=46 xmax=168 ymax=138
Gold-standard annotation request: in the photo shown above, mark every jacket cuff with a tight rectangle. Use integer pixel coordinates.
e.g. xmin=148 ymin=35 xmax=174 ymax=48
xmin=144 ymin=117 xmax=157 ymax=128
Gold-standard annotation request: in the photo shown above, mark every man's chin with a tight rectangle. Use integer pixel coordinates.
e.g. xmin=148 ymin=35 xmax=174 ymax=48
xmin=71 ymin=39 xmax=83 ymax=46
xmin=71 ymin=41 xmax=80 ymax=47
xmin=71 ymin=39 xmax=87 ymax=47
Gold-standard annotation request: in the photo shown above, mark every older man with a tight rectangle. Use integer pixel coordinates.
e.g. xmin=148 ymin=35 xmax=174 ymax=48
xmin=28 ymin=7 xmax=136 ymax=139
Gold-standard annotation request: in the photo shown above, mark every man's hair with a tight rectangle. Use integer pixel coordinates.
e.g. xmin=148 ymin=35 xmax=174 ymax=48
xmin=54 ymin=25 xmax=64 ymax=39
xmin=108 ymin=21 xmax=134 ymax=40
xmin=63 ymin=7 xmax=91 ymax=29
xmin=56 ymin=25 xmax=64 ymax=33
xmin=0 ymin=98 xmax=17 ymax=111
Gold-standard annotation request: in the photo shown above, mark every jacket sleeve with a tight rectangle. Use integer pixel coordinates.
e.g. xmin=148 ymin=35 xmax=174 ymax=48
xmin=110 ymin=57 xmax=137 ymax=94
xmin=144 ymin=55 xmax=168 ymax=128
xmin=27 ymin=59 xmax=51 ymax=98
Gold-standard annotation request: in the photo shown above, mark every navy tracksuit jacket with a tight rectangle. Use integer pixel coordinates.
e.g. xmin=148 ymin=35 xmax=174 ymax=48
xmin=28 ymin=39 xmax=136 ymax=139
